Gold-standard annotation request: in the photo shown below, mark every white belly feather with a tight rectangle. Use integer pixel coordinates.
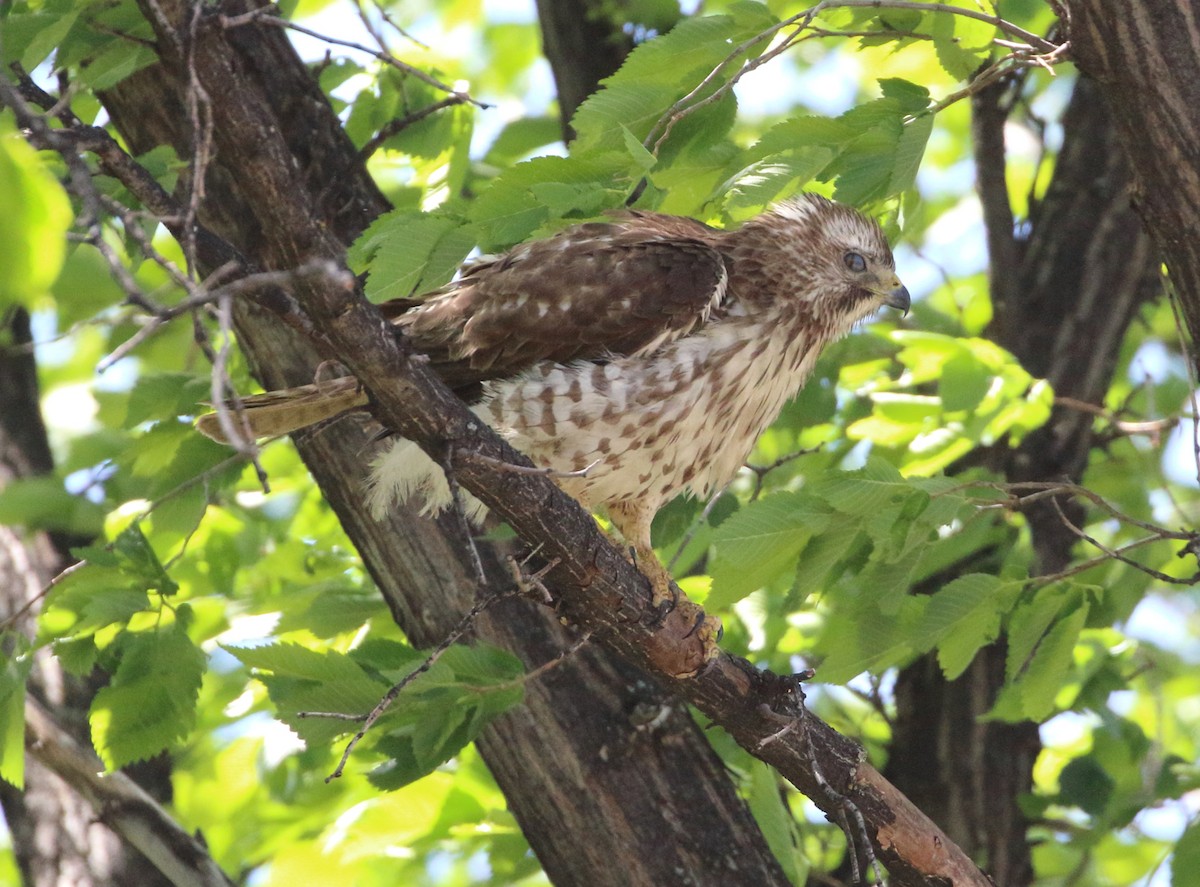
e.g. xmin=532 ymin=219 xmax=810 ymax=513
xmin=366 ymin=314 xmax=824 ymax=521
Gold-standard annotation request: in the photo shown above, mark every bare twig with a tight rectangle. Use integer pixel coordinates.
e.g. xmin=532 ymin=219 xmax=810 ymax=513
xmin=324 ymin=586 xmax=518 ymax=781
xmin=0 ymin=561 xmax=89 ymax=632
xmin=218 ymin=8 xmax=488 ymax=108
xmin=463 ymin=451 xmax=601 ymax=479
xmin=358 ymin=95 xmax=467 ymax=159
xmin=1049 ymin=497 xmax=1200 ymax=585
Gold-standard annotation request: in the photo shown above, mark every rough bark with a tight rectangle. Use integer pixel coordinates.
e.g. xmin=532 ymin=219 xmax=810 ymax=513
xmin=95 ymin=2 xmax=788 ymax=884
xmin=0 ymin=309 xmax=175 ymax=887
xmin=1065 ymin=0 xmax=1200 ymax=372
xmin=883 ymin=75 xmax=1158 ymax=885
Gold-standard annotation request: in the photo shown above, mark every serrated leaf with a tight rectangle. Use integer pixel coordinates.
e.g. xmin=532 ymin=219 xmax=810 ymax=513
xmin=1006 ymin=585 xmax=1074 ymax=683
xmin=110 ymin=523 xmax=178 ymax=596
xmin=572 ymin=9 xmax=776 ymax=150
xmin=811 ymin=457 xmax=907 ymax=515
xmin=911 ymin=574 xmax=1017 ymax=678
xmin=364 ymin=645 xmax=524 ymax=789
xmin=1013 ymin=598 xmax=1088 ymax=721
xmin=228 ymin=641 xmax=384 ymax=688
xmin=890 ymin=113 xmax=932 ymax=194
xmin=0 ymin=636 xmax=32 ymax=788
xmin=41 ymin=564 xmax=150 ymax=637
xmin=931 ymin=9 xmax=994 ymax=81
xmin=53 ymin=635 xmax=100 ymax=676
xmin=91 ymin=625 xmax=205 ymax=768
xmin=789 ymin=515 xmax=860 ymax=605
xmin=467 ymin=154 xmax=627 ymax=249
xmin=708 ymin=492 xmax=829 ymax=608
xmin=358 ymin=212 xmax=474 ymax=302
xmin=816 ymin=598 xmax=919 ymax=683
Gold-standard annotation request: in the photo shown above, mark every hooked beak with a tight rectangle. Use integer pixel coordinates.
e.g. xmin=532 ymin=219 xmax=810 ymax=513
xmin=883 ymin=283 xmax=910 ymax=316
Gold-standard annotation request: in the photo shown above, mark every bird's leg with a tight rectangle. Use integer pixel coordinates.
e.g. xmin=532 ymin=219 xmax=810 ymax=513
xmin=605 ymin=500 xmax=675 ymax=609
xmin=606 ymin=501 xmax=722 ymax=676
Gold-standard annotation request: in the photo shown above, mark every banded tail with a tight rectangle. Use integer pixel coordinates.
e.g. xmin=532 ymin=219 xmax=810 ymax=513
xmin=195 ymin=376 xmax=368 ymax=443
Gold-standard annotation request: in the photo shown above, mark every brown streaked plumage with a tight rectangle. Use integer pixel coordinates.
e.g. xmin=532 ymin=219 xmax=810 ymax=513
xmin=197 ymin=194 xmax=910 ymax=653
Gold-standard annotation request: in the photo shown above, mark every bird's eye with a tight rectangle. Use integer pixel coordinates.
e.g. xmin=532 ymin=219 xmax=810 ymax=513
xmin=843 ymin=252 xmax=867 ymax=273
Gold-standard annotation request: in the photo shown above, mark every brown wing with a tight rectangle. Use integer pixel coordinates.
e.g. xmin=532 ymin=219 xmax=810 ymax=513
xmin=377 ymin=213 xmax=729 ymax=389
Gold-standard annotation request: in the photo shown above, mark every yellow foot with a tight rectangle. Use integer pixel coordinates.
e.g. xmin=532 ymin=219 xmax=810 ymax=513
xmin=647 ymin=596 xmax=722 ymax=678
xmin=627 ymin=544 xmax=721 ymax=677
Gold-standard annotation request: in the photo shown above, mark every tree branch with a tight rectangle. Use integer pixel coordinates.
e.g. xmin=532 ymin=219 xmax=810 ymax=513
xmin=24 ymin=699 xmax=235 ymax=887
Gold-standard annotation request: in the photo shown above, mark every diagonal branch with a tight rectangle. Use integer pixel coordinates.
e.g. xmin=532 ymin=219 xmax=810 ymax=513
xmin=24 ymin=699 xmax=235 ymax=887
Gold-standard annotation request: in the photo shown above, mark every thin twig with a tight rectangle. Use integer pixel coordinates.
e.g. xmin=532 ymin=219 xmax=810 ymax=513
xmin=0 ymin=561 xmax=89 ymax=632
xmin=218 ymin=9 xmax=488 ymax=108
xmin=464 ymin=451 xmax=601 ymax=479
xmin=325 ymin=586 xmax=517 ymax=781
xmin=1049 ymin=497 xmax=1200 ymax=585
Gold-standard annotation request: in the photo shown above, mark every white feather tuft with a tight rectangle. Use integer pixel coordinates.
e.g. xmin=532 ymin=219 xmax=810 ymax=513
xmin=366 ymin=438 xmax=488 ymax=522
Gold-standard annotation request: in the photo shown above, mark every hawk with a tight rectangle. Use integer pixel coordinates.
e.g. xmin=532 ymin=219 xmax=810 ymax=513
xmin=198 ymin=194 xmax=909 ymax=610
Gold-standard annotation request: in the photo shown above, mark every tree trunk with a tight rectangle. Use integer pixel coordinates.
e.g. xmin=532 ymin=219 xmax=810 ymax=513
xmin=534 ymin=0 xmax=634 ymax=142
xmin=97 ymin=1 xmax=788 ymax=883
xmin=883 ymin=74 xmax=1158 ymax=884
xmin=1066 ymin=0 xmax=1200 ymax=372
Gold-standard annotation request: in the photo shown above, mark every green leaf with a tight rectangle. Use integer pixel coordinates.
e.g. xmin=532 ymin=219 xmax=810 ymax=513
xmin=1014 ymin=598 xmax=1088 ymax=720
xmin=91 ymin=624 xmax=205 ymax=768
xmin=1174 ymin=821 xmax=1200 ymax=887
xmin=0 ymin=11 xmax=79 ymax=71
xmin=810 ymin=456 xmax=907 ymax=516
xmin=913 ymin=574 xmax=1019 ymax=678
xmin=229 ymin=643 xmax=390 ymax=746
xmin=76 ymin=40 xmax=157 ymax=90
xmin=124 ymin=373 xmax=212 ymax=427
xmin=356 ymin=211 xmax=474 ymax=302
xmin=366 ymin=644 xmax=524 ymax=790
xmin=708 ymin=492 xmax=829 ymax=608
xmin=930 ymin=9 xmax=994 ymax=81
xmin=816 ymin=597 xmax=920 ymax=683
xmin=1058 ymin=756 xmax=1114 ymax=816
xmin=746 ymin=760 xmax=799 ymax=883
xmin=467 ymin=154 xmax=628 ymax=249
xmin=0 ymin=131 xmax=73 ymax=305
xmin=571 ymin=4 xmax=775 ymax=152
xmin=0 ymin=476 xmax=105 ymax=536
xmin=481 ymin=115 xmax=559 ymax=168
xmin=0 ymin=635 xmax=32 ymax=788
xmin=939 ymin=350 xmax=993 ymax=411
xmin=789 ymin=514 xmax=860 ymax=605
xmin=110 ymin=523 xmax=179 ymax=596
xmin=621 ymin=126 xmax=658 ymax=172
xmin=890 ymin=113 xmax=932 ymax=194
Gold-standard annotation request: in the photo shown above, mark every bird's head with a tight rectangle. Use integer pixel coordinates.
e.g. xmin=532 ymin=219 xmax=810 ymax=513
xmin=731 ymin=193 xmax=910 ymax=333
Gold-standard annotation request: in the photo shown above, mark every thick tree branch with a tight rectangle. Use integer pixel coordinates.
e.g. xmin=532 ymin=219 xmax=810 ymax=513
xmin=1065 ymin=0 xmax=1200 ymax=372
xmin=24 ymin=699 xmax=235 ymax=887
